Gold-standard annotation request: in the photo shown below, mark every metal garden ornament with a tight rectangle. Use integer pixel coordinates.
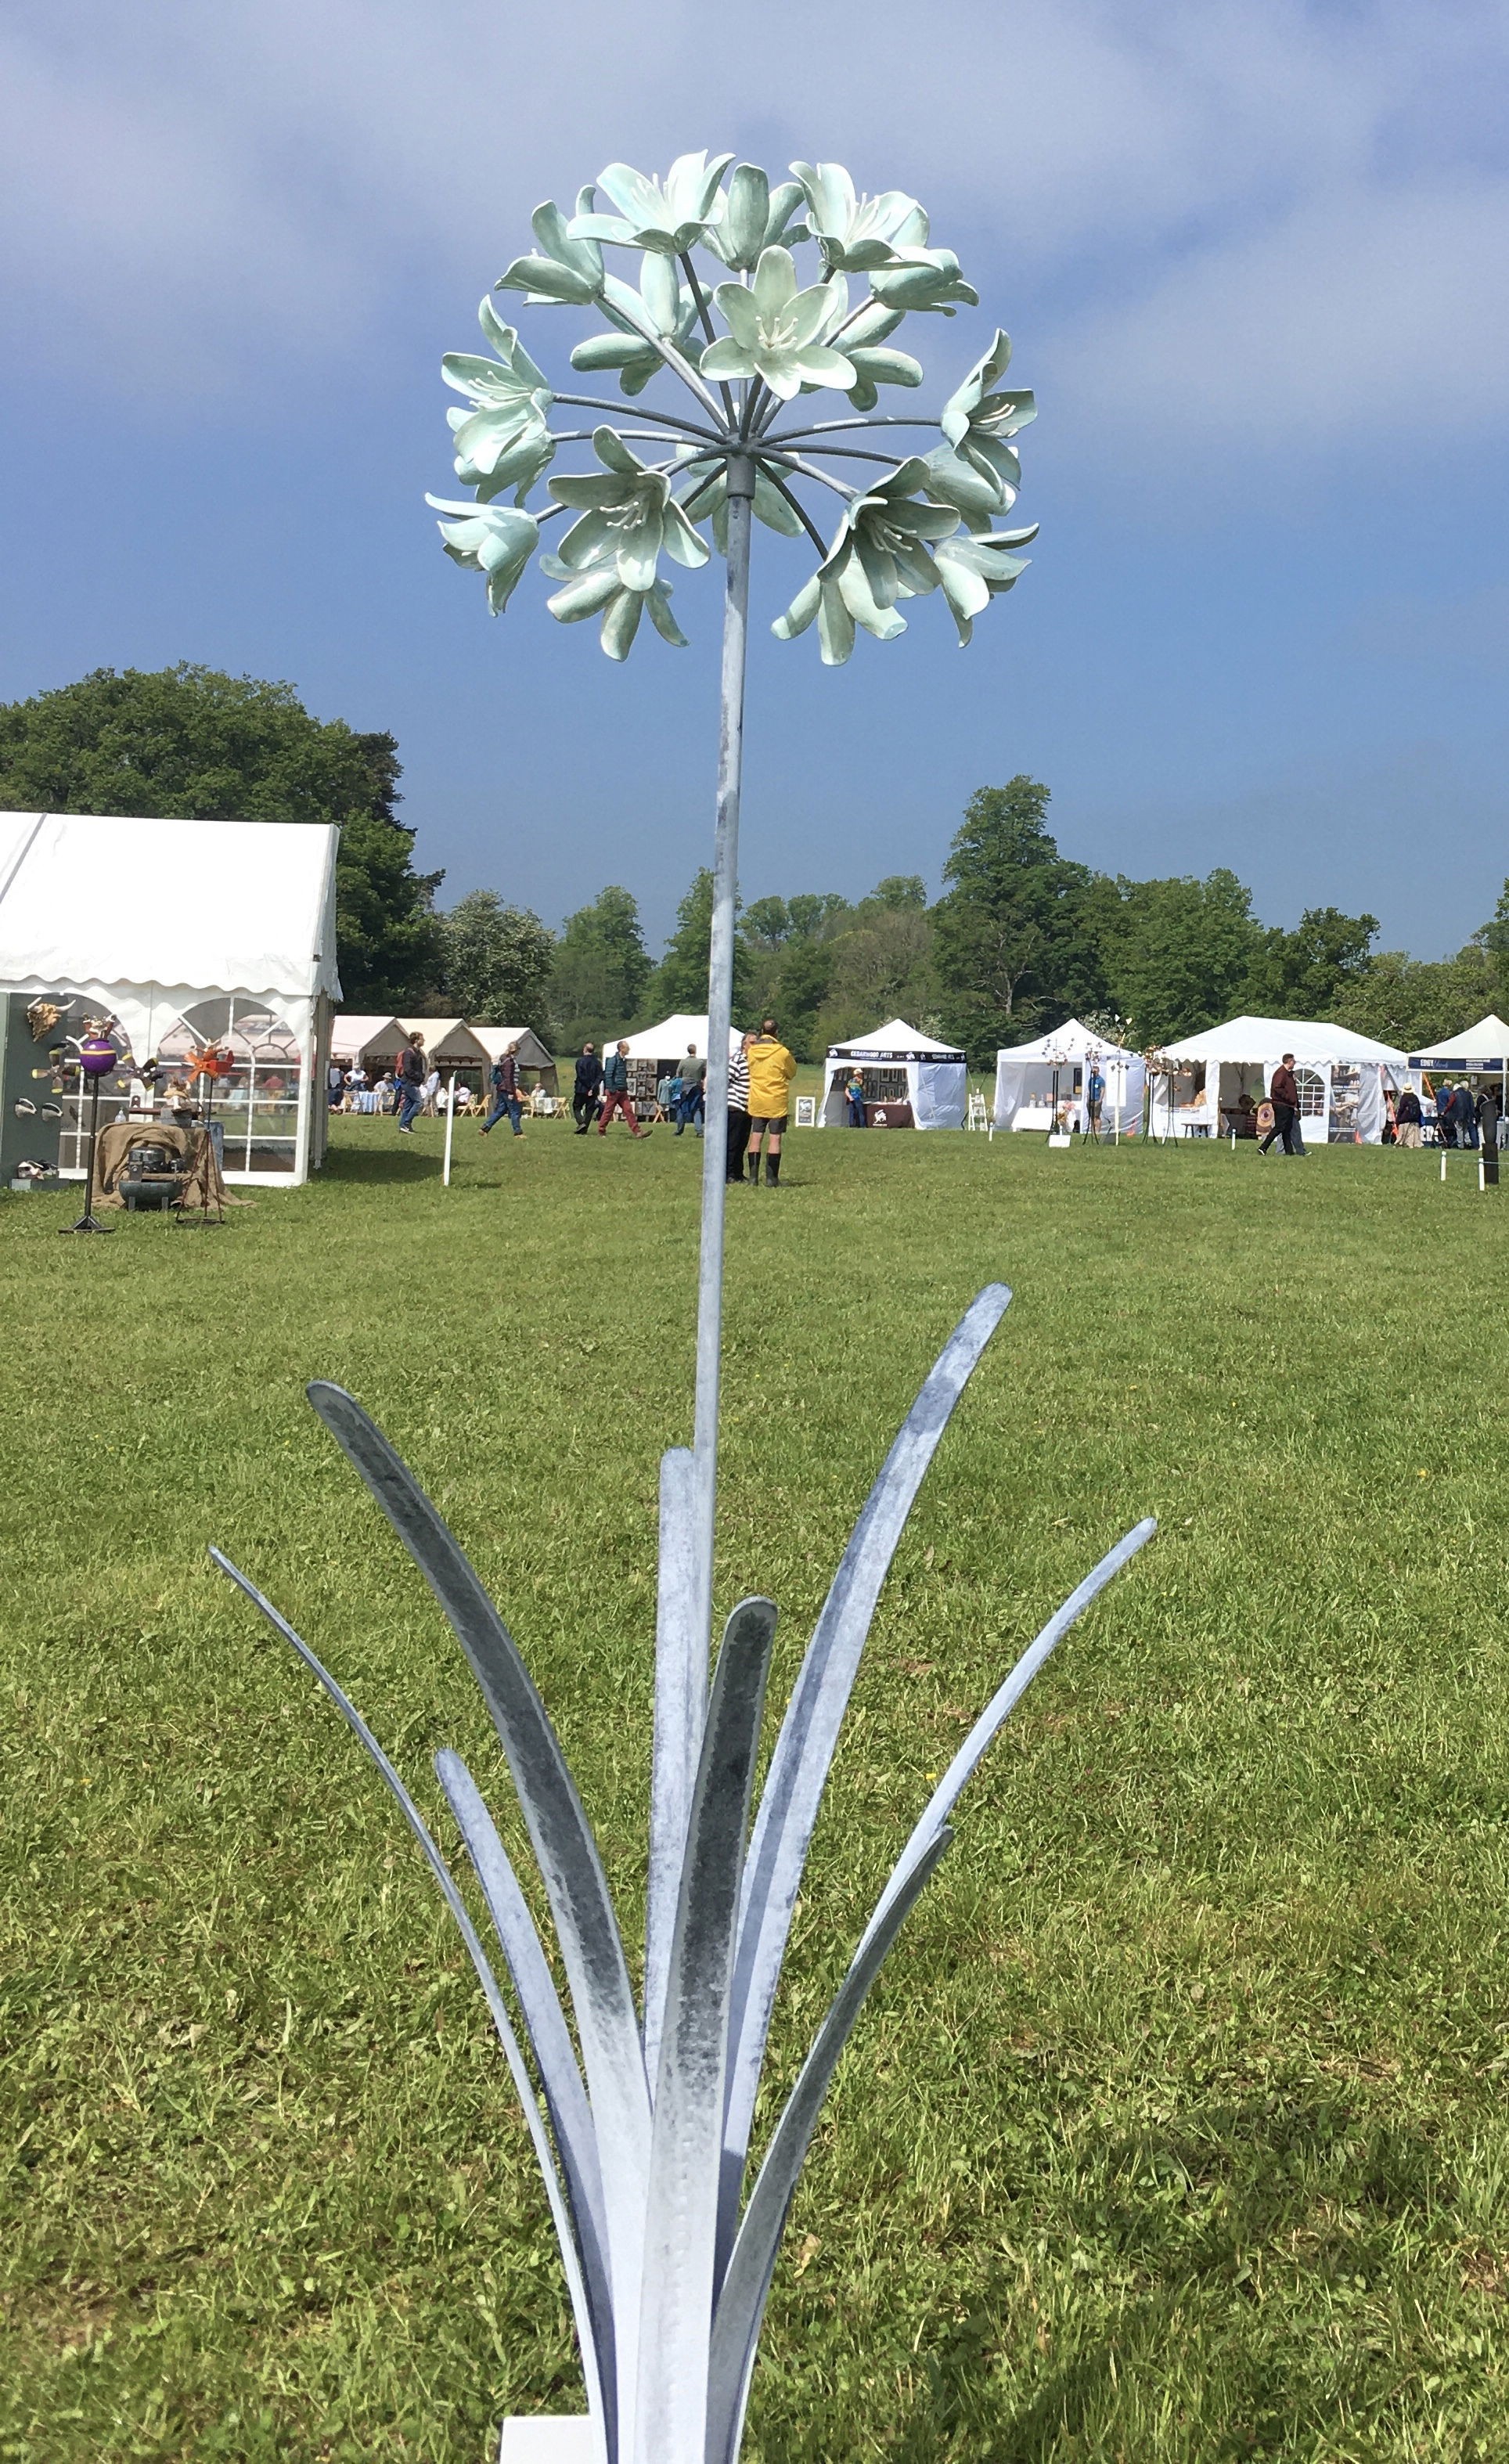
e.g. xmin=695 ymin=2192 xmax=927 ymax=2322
xmin=216 ymin=149 xmax=1153 ymax=2464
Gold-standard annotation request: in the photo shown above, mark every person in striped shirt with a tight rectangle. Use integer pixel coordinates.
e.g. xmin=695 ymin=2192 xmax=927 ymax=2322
xmin=726 ymin=1031 xmax=754 ymax=1183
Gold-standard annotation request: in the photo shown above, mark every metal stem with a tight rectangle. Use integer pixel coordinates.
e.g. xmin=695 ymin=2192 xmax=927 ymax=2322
xmin=691 ymin=456 xmax=754 ymax=1661
xmin=761 ymin=414 xmax=944 ymax=445
xmin=555 ymin=392 xmax=728 ymax=445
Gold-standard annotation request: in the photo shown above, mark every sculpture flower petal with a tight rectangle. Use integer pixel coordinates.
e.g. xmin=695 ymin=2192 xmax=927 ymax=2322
xmin=845 ymin=347 xmax=924 ymax=412
xmin=932 ymin=525 xmax=1038 ymax=645
xmin=702 ymin=165 xmax=809 ymax=269
xmin=446 ymin=408 xmax=556 ymax=506
xmin=700 ymin=247 xmax=855 ymax=402
xmin=569 ymin=258 xmax=704 ymax=398
xmin=772 ymin=462 xmax=959 ymax=665
xmin=426 ymin=497 xmax=539 ymax=614
xmin=549 ymin=427 xmax=710 ymax=594
xmin=790 ymin=160 xmax=922 ymax=271
xmin=441 ymin=300 xmax=554 ymax=493
xmin=935 ymin=328 xmax=1036 ymax=504
xmin=869 ymin=246 xmax=979 ymax=314
xmin=542 ymin=543 xmax=689 ymax=659
xmin=496 ymin=196 xmax=605 ymax=305
xmin=568 ymin=151 xmax=735 ymax=254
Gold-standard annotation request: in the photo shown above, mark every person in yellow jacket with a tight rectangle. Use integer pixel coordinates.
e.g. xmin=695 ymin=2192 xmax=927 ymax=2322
xmin=745 ymin=1017 xmax=797 ymax=1187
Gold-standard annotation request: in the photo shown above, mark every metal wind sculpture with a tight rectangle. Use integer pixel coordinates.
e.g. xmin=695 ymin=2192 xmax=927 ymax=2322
xmin=214 ymin=151 xmax=1154 ymax=2464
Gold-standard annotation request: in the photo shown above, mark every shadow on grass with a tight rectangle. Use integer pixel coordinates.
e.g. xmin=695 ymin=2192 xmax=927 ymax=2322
xmin=320 ymin=1144 xmax=446 ymax=1186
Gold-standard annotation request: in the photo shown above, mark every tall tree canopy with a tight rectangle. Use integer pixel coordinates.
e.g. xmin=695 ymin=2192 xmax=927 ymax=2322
xmin=931 ymin=778 xmax=1104 ymax=1062
xmin=1090 ymin=868 xmax=1262 ymax=1048
xmin=550 ymin=884 xmax=654 ymax=1047
xmin=436 ymin=891 xmax=555 ymax=1028
xmin=647 ymin=868 xmax=752 ymax=1019
xmin=0 ymin=664 xmax=441 ymax=1007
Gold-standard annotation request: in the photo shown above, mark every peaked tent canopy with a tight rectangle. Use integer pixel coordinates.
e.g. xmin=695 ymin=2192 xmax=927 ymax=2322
xmin=468 ymin=1025 xmax=558 ymax=1091
xmin=992 ymin=1018 xmax=1144 ymax=1134
xmin=1407 ymin=1014 xmax=1509 ymax=1068
xmin=331 ymin=1014 xmax=402 ymax=1062
xmin=0 ymin=810 xmax=340 ymax=1186
xmin=1155 ymin=1014 xmax=1406 ymax=1144
xmin=612 ymin=1013 xmax=744 ymax=1065
xmin=820 ymin=1018 xmax=967 ymax=1129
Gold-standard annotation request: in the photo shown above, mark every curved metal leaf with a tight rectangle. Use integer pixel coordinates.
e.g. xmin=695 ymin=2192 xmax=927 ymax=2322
xmin=644 ymin=1446 xmax=702 ymax=2083
xmin=859 ymin=1518 xmax=1157 ymax=1958
xmin=719 ymin=1284 xmax=1010 ymax=2254
xmin=434 ymin=1748 xmax=616 ymax=2437
xmin=302 ymin=1384 xmax=650 ymax=2413
xmin=636 ymin=1598 xmax=776 ymax=2464
xmin=706 ymin=1831 xmax=953 ymax=2464
xmin=207 ymin=1548 xmax=607 ymax=2437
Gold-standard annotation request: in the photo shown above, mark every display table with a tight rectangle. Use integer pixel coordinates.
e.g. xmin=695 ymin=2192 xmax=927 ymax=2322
xmin=866 ymin=1101 xmax=913 ymax=1128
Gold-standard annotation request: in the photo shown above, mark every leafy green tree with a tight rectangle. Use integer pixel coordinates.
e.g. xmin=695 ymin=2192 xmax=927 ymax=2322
xmin=646 ymin=868 xmax=752 ymax=1018
xmin=0 ymin=663 xmax=442 ymax=1006
xmin=1242 ymin=905 xmax=1380 ymax=1017
xmin=1482 ymin=879 xmax=1509 ymax=1012
xmin=550 ymin=884 xmax=653 ymax=1047
xmin=873 ymin=874 xmax=927 ymax=910
xmin=931 ymin=778 xmax=1104 ymax=1062
xmin=1332 ymin=942 xmax=1500 ymax=1051
xmin=1092 ymin=868 xmax=1261 ymax=1046
xmin=814 ymin=904 xmax=937 ymax=1047
xmin=742 ymin=896 xmax=793 ymax=950
xmin=436 ymin=891 xmax=556 ymax=1029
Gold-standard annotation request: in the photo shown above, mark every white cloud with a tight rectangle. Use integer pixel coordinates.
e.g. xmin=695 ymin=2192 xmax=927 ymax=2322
xmin=2 ymin=0 xmax=1507 ymax=461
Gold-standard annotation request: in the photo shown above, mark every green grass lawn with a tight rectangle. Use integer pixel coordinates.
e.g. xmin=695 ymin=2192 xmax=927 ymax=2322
xmin=3 ymin=1117 xmax=1507 ymax=2462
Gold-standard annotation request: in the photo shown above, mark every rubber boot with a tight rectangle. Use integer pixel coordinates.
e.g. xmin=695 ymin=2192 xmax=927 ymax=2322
xmin=749 ymin=1153 xmax=762 ymax=1185
xmin=765 ymin=1150 xmax=781 ymax=1187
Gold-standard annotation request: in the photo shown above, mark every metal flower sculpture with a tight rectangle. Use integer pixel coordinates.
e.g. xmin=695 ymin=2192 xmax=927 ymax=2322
xmin=216 ymin=149 xmax=1154 ymax=2464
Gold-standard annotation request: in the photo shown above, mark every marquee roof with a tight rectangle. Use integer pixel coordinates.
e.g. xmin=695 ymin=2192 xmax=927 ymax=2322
xmin=1408 ymin=1014 xmax=1509 ymax=1067
xmin=995 ymin=1017 xmax=1137 ymax=1063
xmin=1162 ymin=1014 xmax=1406 ymax=1067
xmin=0 ymin=811 xmax=340 ymax=1004
xmin=612 ymin=1013 xmax=743 ymax=1062
xmin=828 ymin=1017 xmax=965 ymax=1061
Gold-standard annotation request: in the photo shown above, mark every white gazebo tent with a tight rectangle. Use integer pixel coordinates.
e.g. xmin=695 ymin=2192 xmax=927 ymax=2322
xmin=819 ymin=1019 xmax=967 ymax=1128
xmin=612 ymin=1012 xmax=743 ymax=1105
xmin=992 ymin=1018 xmax=1144 ymax=1135
xmin=0 ymin=810 xmax=340 ymax=1186
xmin=1154 ymin=1014 xmax=1406 ymax=1143
xmin=1407 ymin=1014 xmax=1509 ymax=1113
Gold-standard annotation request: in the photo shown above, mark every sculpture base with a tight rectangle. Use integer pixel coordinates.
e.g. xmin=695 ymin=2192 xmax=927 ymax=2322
xmin=498 ymin=2418 xmax=595 ymax=2462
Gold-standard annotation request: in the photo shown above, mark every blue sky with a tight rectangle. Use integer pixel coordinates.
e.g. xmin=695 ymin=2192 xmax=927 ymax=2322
xmin=2 ymin=0 xmax=1506 ymax=957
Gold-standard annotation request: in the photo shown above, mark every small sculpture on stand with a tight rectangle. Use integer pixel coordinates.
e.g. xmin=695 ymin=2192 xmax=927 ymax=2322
xmin=59 ymin=1021 xmax=120 ymax=1236
xmin=178 ymin=1044 xmax=235 ymax=1226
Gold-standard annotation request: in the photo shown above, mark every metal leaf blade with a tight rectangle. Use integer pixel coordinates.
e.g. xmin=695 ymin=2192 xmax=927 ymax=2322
xmin=634 ymin=1597 xmax=777 ymax=2464
xmin=720 ymin=1284 xmax=1010 ymax=2250
xmin=435 ymin=1749 xmax=616 ymax=2440
xmin=303 ymin=1383 xmax=651 ymax=2403
xmin=208 ymin=1547 xmax=607 ymax=2438
xmin=705 ymin=1830 xmax=953 ymax=2464
xmin=859 ymin=1518 xmax=1156 ymax=1960
xmin=644 ymin=1445 xmax=702 ymax=2083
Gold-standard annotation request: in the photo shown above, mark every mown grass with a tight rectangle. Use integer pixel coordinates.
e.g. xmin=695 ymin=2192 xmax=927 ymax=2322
xmin=2 ymin=1115 xmax=1507 ymax=2462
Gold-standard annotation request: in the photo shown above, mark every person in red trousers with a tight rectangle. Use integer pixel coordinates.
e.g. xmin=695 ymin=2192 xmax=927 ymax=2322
xmin=597 ymin=1040 xmax=645 ymax=1137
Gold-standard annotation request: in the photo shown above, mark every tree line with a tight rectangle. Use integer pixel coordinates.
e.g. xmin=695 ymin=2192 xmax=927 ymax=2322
xmin=2 ymin=666 xmax=1502 ymax=1063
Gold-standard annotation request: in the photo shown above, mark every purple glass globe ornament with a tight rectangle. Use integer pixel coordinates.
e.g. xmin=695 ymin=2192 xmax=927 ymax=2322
xmin=78 ymin=1032 xmax=117 ymax=1079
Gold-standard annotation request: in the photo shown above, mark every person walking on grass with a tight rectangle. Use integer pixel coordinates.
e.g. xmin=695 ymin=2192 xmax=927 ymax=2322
xmin=1396 ymin=1083 xmax=1424 ymax=1148
xmin=394 ymin=1032 xmax=426 ymax=1134
xmin=675 ymin=1043 xmax=706 ymax=1137
xmin=597 ymin=1039 xmax=646 ymax=1137
xmin=746 ymin=1016 xmax=797 ymax=1187
xmin=1259 ymin=1053 xmax=1306 ymax=1158
xmin=572 ymin=1042 xmax=603 ymax=1133
xmin=726 ymin=1030 xmax=754 ymax=1182
xmin=480 ymin=1042 xmax=525 ymax=1138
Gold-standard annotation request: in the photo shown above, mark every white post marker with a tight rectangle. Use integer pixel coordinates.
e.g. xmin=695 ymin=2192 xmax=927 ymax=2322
xmin=442 ymin=1073 xmax=457 ymax=1187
